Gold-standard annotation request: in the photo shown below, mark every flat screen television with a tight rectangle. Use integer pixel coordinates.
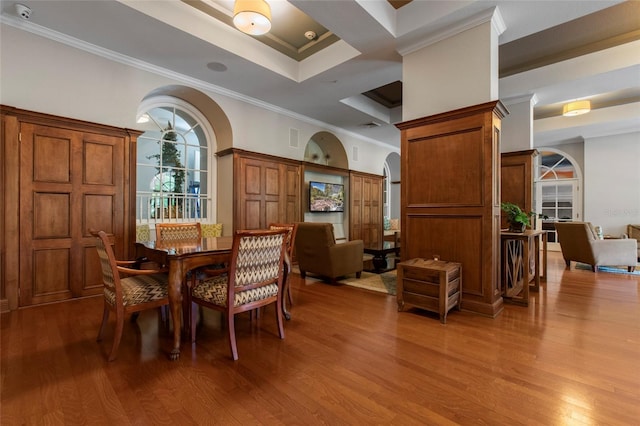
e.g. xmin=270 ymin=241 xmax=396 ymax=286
xmin=309 ymin=181 xmax=345 ymax=212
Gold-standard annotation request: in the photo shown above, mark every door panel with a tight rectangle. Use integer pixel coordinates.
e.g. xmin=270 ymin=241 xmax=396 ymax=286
xmin=20 ymin=123 xmax=125 ymax=306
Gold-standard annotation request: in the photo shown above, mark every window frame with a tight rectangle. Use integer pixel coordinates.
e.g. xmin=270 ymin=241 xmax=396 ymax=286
xmin=135 ymin=96 xmax=217 ymax=225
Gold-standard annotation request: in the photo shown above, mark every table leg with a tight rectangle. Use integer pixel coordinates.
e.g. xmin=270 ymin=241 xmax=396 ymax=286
xmin=532 ymin=235 xmax=540 ymax=292
xmin=167 ymin=261 xmax=183 ymax=361
xmin=282 ymin=262 xmax=291 ymax=321
xmin=522 ymin=239 xmax=530 ymax=305
xmin=541 ymin=232 xmax=548 ymax=281
xmin=372 ymin=253 xmax=388 ymax=273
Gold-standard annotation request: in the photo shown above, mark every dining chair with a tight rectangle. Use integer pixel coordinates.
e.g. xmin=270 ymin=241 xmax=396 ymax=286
xmin=91 ymin=230 xmax=169 ymax=361
xmin=188 ymin=229 xmax=288 ymax=361
xmin=268 ymin=222 xmax=297 ymax=306
xmin=155 ymin=222 xmax=202 ymax=242
xmin=201 ymin=223 xmax=223 ymax=238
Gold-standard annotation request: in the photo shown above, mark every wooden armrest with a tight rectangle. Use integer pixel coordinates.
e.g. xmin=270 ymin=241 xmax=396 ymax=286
xmin=117 ymin=265 xmax=168 ymax=275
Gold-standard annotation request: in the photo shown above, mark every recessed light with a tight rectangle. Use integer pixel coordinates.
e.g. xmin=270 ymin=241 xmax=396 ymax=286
xmin=207 ymin=62 xmax=228 ymax=72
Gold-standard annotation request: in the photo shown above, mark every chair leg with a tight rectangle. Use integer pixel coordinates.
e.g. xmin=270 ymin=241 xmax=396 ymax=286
xmin=108 ymin=314 xmax=125 ymax=361
xmin=276 ymin=297 xmax=285 ymax=340
xmin=287 ymin=286 xmax=293 ymax=306
xmin=97 ymin=303 xmax=110 ymax=342
xmin=227 ymin=311 xmax=238 ymax=361
xmin=191 ymin=302 xmax=198 ymax=343
xmin=629 ymin=266 xmax=635 ymax=273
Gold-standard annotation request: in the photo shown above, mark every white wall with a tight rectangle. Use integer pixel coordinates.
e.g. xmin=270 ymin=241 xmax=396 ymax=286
xmin=402 ymin=20 xmax=498 ymax=121
xmin=1 ymin=25 xmax=396 ymax=230
xmin=584 ymin=132 xmax=640 ymax=236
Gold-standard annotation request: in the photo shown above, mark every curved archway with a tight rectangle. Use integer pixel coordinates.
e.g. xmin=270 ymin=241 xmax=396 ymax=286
xmin=535 ymin=147 xmax=583 ymax=250
xmin=384 ymin=152 xmax=401 ymax=222
xmin=138 ymin=85 xmax=233 ymax=151
xmin=304 ymin=131 xmax=348 ymax=169
xmin=135 ymin=86 xmax=234 ymax=231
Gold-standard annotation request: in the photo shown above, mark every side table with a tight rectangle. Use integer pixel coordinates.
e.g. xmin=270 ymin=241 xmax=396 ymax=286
xmin=396 ymin=258 xmax=462 ymax=324
xmin=500 ymin=229 xmax=547 ymax=306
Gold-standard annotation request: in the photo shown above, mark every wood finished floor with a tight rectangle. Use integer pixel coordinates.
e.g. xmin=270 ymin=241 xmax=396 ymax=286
xmin=2 ymin=251 xmax=639 ymax=425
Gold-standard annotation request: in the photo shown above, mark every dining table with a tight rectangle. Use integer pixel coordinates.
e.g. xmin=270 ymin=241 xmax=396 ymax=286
xmin=135 ymin=236 xmax=292 ymax=361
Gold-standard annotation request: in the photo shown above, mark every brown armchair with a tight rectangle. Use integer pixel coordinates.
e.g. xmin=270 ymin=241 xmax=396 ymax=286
xmin=294 ymin=222 xmax=364 ymax=282
xmin=554 ymin=221 xmax=637 ymax=272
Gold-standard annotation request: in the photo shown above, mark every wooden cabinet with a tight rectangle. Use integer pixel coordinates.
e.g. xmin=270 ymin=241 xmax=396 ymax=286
xmin=229 ymin=150 xmax=302 ymax=231
xmin=1 ymin=106 xmax=138 ymax=310
xmin=349 ymin=171 xmax=383 ymax=246
xmin=397 ymin=258 xmax=462 ymax=323
xmin=501 ymin=149 xmax=538 ymax=229
xmin=396 ymin=101 xmax=506 ymax=317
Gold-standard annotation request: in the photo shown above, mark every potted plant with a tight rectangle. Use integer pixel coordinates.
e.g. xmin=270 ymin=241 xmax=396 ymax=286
xmin=501 ymin=202 xmax=533 ymax=233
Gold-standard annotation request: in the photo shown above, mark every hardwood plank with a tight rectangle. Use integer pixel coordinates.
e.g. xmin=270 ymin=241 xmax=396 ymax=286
xmin=2 ymin=251 xmax=639 ymax=424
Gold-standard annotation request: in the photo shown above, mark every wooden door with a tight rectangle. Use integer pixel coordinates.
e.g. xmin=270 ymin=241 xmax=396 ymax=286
xmin=235 ymin=153 xmax=301 ymax=230
xmin=350 ymin=172 xmax=383 ymax=245
xmin=19 ymin=123 xmax=125 ymax=306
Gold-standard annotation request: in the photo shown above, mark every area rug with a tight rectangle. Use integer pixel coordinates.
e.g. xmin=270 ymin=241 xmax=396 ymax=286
xmin=339 ymin=271 xmax=397 ymax=295
xmin=575 ymin=263 xmax=640 ymax=275
xmin=292 ymin=266 xmax=396 ymax=295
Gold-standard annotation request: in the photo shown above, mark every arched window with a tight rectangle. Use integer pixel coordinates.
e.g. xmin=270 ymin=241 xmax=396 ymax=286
xmin=136 ymin=98 xmax=215 ymax=224
xmin=383 ymin=163 xmax=391 ymax=220
xmin=535 ymin=149 xmax=582 ymax=247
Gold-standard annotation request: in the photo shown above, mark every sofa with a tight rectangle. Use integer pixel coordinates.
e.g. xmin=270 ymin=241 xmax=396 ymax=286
xmin=554 ymin=221 xmax=637 ymax=272
xmin=628 ymin=224 xmax=640 ymax=260
xmin=294 ymin=222 xmax=364 ymax=282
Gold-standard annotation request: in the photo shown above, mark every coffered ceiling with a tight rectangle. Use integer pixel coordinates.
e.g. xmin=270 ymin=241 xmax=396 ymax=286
xmin=1 ymin=0 xmax=638 ymax=149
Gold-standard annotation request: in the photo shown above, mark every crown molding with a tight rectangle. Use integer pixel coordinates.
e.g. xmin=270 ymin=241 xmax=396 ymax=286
xmin=1 ymin=15 xmax=397 ymax=151
xmin=398 ymin=7 xmax=505 ymax=56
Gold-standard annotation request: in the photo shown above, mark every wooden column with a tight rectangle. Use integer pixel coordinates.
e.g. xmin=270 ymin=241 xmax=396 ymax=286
xmin=501 ymin=149 xmax=538 ymax=229
xmin=396 ymin=101 xmax=507 ymax=317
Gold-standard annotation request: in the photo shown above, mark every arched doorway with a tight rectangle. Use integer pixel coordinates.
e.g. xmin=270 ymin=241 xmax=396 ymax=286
xmin=535 ymin=148 xmax=583 ymax=250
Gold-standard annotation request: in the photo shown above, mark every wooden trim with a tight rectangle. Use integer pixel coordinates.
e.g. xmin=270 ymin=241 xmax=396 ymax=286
xmin=502 ymin=149 xmax=539 ymax=158
xmin=395 ymin=100 xmax=508 ymax=130
xmin=1 ymin=112 xmax=20 ymax=310
xmin=218 ymin=148 xmax=300 ymax=166
xmin=302 ymin=162 xmax=350 ymax=176
xmin=0 ymin=105 xmax=143 ymax=138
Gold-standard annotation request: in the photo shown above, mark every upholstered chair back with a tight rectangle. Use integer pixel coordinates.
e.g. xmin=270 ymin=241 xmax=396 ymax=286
xmin=201 ymin=223 xmax=223 ymax=238
xmin=294 ymin=222 xmax=363 ymax=281
xmin=555 ymin=221 xmax=637 ymax=271
xmin=155 ymin=222 xmax=202 ymax=242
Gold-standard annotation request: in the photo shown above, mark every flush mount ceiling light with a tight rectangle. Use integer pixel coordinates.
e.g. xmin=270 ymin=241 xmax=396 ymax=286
xmin=233 ymin=0 xmax=271 ymax=36
xmin=562 ymin=100 xmax=591 ymax=117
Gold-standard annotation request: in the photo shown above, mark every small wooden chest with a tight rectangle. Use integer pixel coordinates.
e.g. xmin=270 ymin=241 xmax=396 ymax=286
xmin=396 ymin=258 xmax=462 ymax=324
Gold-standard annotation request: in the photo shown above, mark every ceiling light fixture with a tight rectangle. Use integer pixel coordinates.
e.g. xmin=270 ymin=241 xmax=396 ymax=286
xmin=233 ymin=0 xmax=271 ymax=36
xmin=562 ymin=100 xmax=591 ymax=117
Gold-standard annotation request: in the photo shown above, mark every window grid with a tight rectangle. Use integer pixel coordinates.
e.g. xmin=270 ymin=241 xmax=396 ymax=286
xmin=136 ymin=106 xmax=211 ymax=224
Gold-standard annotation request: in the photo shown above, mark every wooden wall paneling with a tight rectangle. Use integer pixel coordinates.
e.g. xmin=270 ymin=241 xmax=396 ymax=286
xmin=233 ymin=150 xmax=301 ymax=232
xmin=284 ymin=164 xmax=300 ymax=223
xmin=350 ymin=174 xmax=363 ymax=241
xmin=1 ymin=106 xmax=138 ymax=309
xmin=501 ymin=150 xmax=538 ymax=228
xmin=397 ymin=101 xmax=507 ymax=317
xmin=1 ymin=113 xmax=20 ymax=311
xmin=349 ymin=171 xmax=383 ymax=245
